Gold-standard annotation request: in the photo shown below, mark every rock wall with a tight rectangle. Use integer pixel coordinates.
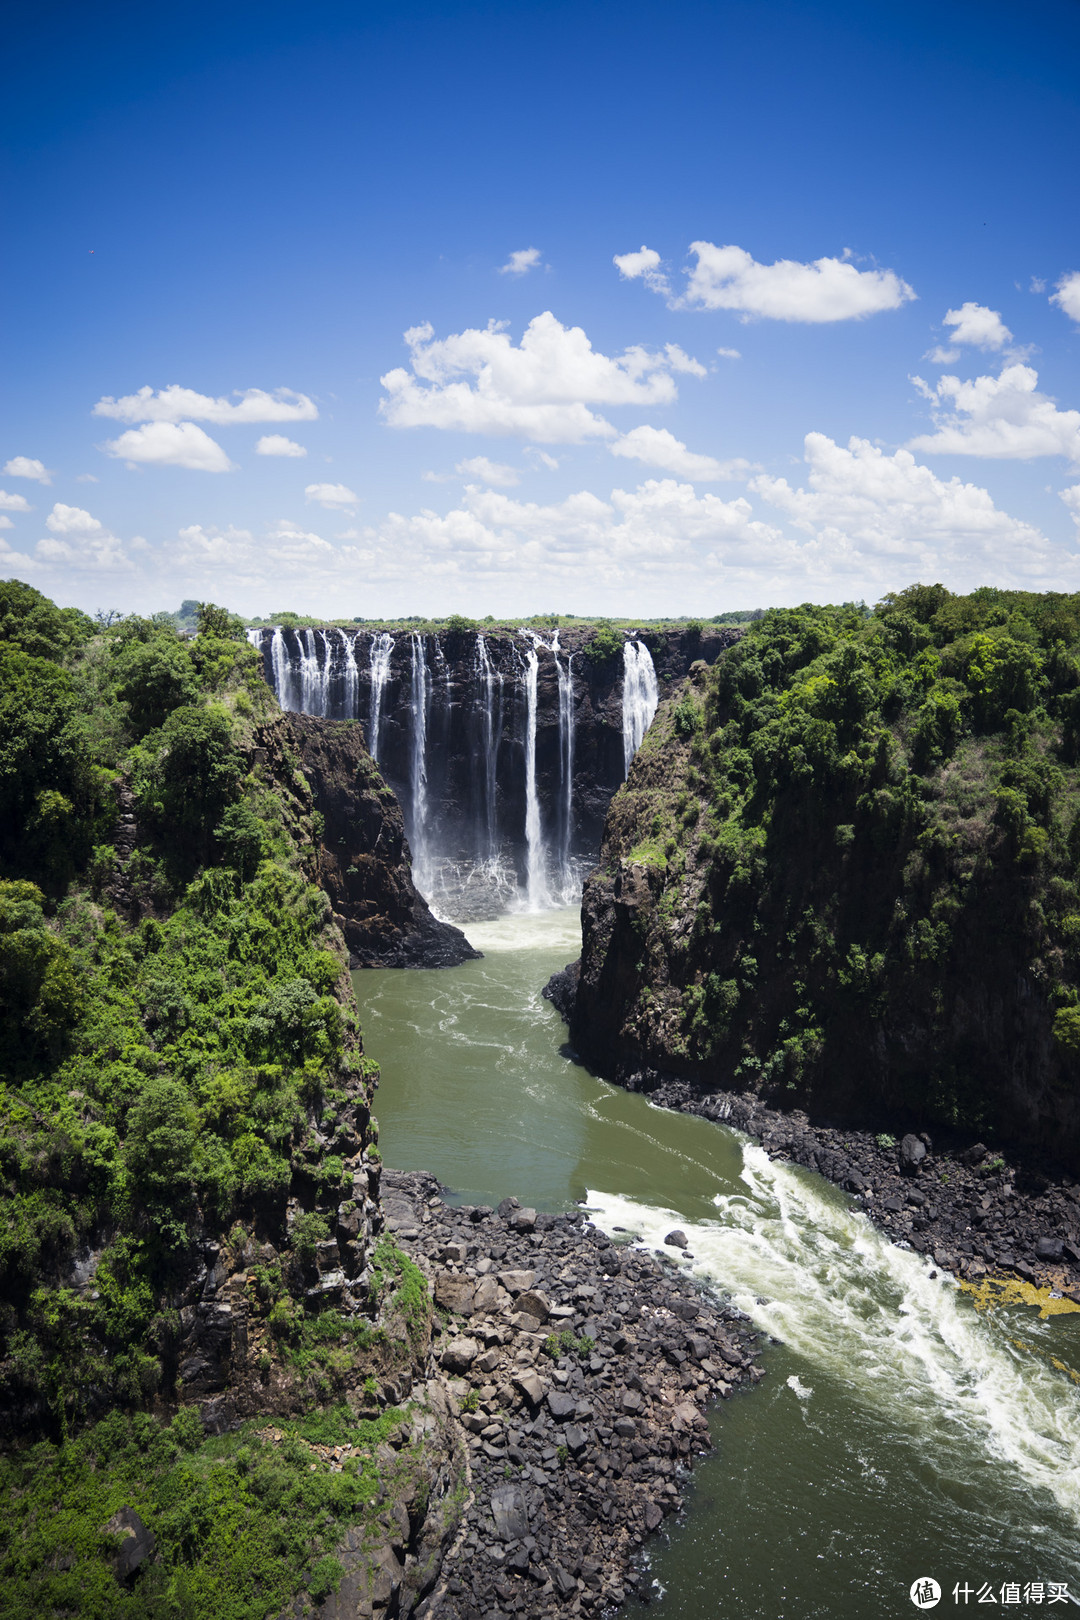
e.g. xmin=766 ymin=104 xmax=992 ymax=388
xmin=277 ymin=713 xmax=478 ymax=967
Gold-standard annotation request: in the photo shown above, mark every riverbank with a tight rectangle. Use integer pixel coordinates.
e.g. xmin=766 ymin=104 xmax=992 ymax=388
xmin=380 ymin=1169 xmax=764 ymax=1619
xmin=626 ymin=1076 xmax=1080 ymax=1301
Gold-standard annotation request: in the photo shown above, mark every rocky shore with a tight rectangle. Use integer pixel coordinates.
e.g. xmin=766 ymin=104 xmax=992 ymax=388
xmin=379 ymin=1169 xmax=765 ymax=1620
xmin=628 ymin=1077 xmax=1080 ymax=1299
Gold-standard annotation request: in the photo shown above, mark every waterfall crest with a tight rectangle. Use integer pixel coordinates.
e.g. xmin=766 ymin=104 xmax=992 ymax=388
xmin=622 ymin=639 xmax=659 ymax=775
xmin=409 ymin=634 xmax=431 ymax=893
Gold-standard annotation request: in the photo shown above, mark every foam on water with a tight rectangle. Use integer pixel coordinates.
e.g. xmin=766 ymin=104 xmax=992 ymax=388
xmin=587 ymin=1141 xmax=1080 ymax=1528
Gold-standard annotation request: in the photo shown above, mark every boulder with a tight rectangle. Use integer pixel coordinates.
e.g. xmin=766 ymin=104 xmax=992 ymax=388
xmin=664 ymin=1230 xmax=688 ymax=1249
xmin=515 ymin=1289 xmax=551 ymax=1322
xmin=490 ymin=1484 xmax=529 ymax=1542
xmin=435 ymin=1272 xmax=476 ymax=1315
xmin=101 ymin=1507 xmax=156 ymax=1581
xmin=546 ymin=1390 xmax=578 ymax=1421
xmin=900 ymin=1134 xmax=927 ymax=1173
xmin=1036 ymin=1236 xmax=1064 ymax=1261
xmin=440 ymin=1336 xmax=480 ymax=1373
xmin=512 ymin=1207 xmax=538 ymax=1232
xmin=513 ymin=1370 xmax=545 ymax=1405
xmin=498 ymin=1269 xmax=536 ymax=1295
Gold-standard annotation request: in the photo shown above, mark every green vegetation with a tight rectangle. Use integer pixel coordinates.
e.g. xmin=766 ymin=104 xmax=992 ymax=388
xmin=0 ymin=583 xmax=372 ymax=1427
xmin=0 ymin=1402 xmax=409 ymax=1619
xmin=606 ymin=585 xmax=1080 ymax=1146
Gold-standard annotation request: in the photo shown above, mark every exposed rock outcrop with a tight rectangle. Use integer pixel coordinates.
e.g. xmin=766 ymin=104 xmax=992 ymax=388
xmin=277 ymin=712 xmax=478 ymax=967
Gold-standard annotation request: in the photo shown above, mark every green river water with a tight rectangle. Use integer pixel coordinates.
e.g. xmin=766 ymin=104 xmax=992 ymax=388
xmin=354 ymin=908 xmax=1080 ymax=1618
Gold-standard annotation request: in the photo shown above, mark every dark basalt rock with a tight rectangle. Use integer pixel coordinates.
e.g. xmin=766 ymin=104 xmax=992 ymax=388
xmin=542 ymin=960 xmax=580 ymax=1020
xmin=280 ymin=712 xmax=479 ymax=968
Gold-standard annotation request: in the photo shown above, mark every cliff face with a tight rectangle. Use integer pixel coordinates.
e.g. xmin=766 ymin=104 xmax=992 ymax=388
xmin=252 ymin=623 xmax=742 ymax=917
xmin=279 ymin=713 xmax=478 ymax=967
xmin=569 ymin=594 xmax=1080 ymax=1169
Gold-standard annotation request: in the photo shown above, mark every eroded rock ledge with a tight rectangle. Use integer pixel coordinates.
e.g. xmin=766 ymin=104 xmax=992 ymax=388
xmin=381 ymin=1169 xmax=763 ymax=1620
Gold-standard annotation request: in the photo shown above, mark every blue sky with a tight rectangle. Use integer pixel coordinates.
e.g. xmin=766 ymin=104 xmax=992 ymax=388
xmin=3 ymin=0 xmax=1080 ymax=617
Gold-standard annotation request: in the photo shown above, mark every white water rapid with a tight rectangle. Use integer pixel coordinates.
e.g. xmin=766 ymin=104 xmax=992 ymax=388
xmin=587 ymin=1149 xmax=1080 ymax=1530
xmin=622 ymin=638 xmax=660 ymax=775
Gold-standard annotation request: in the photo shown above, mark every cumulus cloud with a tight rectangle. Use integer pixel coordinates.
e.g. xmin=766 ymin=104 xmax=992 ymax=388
xmin=908 ymin=364 xmax=1080 ymax=463
xmin=102 ymin=421 xmax=235 ymax=472
xmin=1061 ymin=485 xmax=1080 ymax=528
xmin=0 ymin=489 xmax=32 ymax=512
xmin=454 ymin=457 xmax=520 ymax=487
xmin=635 ymin=242 xmax=915 ymax=322
xmin=379 ymin=313 xmax=705 ymax=443
xmin=716 ymin=347 xmax=741 ymax=360
xmin=525 ymin=448 xmax=560 ymax=470
xmin=499 ymin=248 xmax=543 ymax=276
xmin=752 ymin=433 xmax=1057 ymax=585
xmin=255 ymin=434 xmax=307 ymax=457
xmin=4 ymin=456 xmax=52 ymax=483
xmin=613 ymin=246 xmax=671 ymax=296
xmin=682 ymin=243 xmax=916 ymax=321
xmin=305 ymin=482 xmax=357 ymax=509
xmin=1052 ymin=272 xmax=1080 ymax=325
xmin=941 ymin=301 xmax=1013 ymax=350
xmin=609 ymin=426 xmax=751 ymax=482
xmin=92 ymin=385 xmax=318 ymax=425
xmin=0 ymin=517 xmax=12 ymax=530
xmin=37 ymin=503 xmax=131 ymax=569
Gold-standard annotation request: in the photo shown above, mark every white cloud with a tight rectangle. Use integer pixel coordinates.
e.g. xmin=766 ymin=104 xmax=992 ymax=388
xmin=92 ymin=385 xmax=318 ymax=425
xmin=255 ymin=434 xmax=308 ymax=457
xmin=926 ymin=347 xmax=961 ymax=366
xmin=716 ymin=347 xmax=741 ymax=360
xmin=940 ymin=301 xmax=1012 ymax=350
xmin=614 ymin=246 xmax=671 ymax=297
xmin=75 ymin=473 xmax=99 ymax=483
xmin=1052 ymin=272 xmax=1080 ymax=325
xmin=379 ymin=313 xmax=704 ymax=443
xmin=752 ymin=433 xmax=1058 ymax=586
xmin=37 ymin=503 xmax=131 ymax=570
xmin=668 ymin=242 xmax=915 ymax=322
xmin=102 ymin=421 xmax=235 ymax=472
xmin=305 ymin=482 xmax=357 ymax=509
xmin=0 ymin=517 xmax=12 ymax=530
xmin=609 ymin=425 xmax=751 ymax=482
xmin=455 ymin=457 xmax=520 ymax=487
xmin=908 ymin=364 xmax=1080 ymax=463
xmin=1061 ymin=485 xmax=1080 ymax=528
xmin=0 ymin=489 xmax=32 ymax=512
xmin=499 ymin=248 xmax=543 ymax=276
xmin=4 ymin=456 xmax=52 ymax=483
xmin=525 ymin=448 xmax=560 ymax=470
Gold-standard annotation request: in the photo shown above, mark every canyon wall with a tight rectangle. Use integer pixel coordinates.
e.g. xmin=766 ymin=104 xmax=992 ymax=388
xmin=250 ymin=624 xmax=742 ymax=920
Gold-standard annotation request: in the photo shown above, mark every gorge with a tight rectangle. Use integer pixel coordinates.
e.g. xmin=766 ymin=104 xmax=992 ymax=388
xmin=6 ymin=584 xmax=1080 ymax=1619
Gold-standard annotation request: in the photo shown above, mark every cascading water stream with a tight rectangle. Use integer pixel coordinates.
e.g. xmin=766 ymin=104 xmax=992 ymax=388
xmin=409 ymin=634 xmax=432 ymax=893
xmin=552 ymin=631 xmax=576 ymax=902
xmin=367 ymin=632 xmax=394 ymax=763
xmin=622 ymin=638 xmax=659 ymax=775
xmin=339 ymin=628 xmax=359 ymax=719
xmin=476 ymin=634 xmax=501 ymax=863
xmin=299 ymin=629 xmax=327 ymax=716
xmin=269 ymin=627 xmax=296 ymax=712
xmin=521 ymin=640 xmax=547 ymax=910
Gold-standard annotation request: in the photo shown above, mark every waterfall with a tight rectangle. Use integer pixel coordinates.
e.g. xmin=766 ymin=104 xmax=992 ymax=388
xmin=299 ymin=629 xmax=329 ymax=716
xmin=552 ymin=632 xmax=576 ymax=900
xmin=339 ymin=629 xmax=359 ymax=720
xmin=622 ymin=639 xmax=659 ymax=775
xmin=409 ymin=634 xmax=431 ymax=891
xmin=522 ymin=641 xmax=546 ymax=909
xmin=367 ymin=632 xmax=394 ymax=763
xmin=476 ymin=635 xmax=501 ymax=861
xmin=269 ymin=627 xmax=296 ymax=712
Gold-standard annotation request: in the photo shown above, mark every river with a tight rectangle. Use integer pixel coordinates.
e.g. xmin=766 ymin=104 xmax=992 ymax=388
xmin=354 ymin=908 xmax=1080 ymax=1617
